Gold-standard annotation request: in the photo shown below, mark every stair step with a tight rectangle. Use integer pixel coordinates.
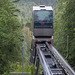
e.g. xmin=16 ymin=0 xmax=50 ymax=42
xmin=51 ymin=69 xmax=62 ymax=71
xmin=51 ymin=69 xmax=63 ymax=73
xmin=52 ymin=73 xmax=64 ymax=75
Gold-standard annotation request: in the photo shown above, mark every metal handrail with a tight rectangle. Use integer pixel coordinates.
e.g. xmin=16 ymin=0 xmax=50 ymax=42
xmin=46 ymin=42 xmax=75 ymax=75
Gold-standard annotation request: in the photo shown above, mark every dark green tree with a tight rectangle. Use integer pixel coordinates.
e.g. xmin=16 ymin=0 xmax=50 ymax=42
xmin=54 ymin=0 xmax=75 ymax=69
xmin=63 ymin=0 xmax=75 ymax=69
xmin=0 ymin=0 xmax=22 ymax=74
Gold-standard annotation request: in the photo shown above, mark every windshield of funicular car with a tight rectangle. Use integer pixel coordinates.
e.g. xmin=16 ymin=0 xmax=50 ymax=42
xmin=34 ymin=10 xmax=53 ymax=28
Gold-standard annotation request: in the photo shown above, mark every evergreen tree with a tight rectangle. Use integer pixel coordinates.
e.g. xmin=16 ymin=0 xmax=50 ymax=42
xmin=0 ymin=0 xmax=22 ymax=74
xmin=54 ymin=0 xmax=75 ymax=69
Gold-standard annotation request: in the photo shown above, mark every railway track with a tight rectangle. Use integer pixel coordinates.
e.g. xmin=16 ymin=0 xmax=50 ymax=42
xmin=34 ymin=42 xmax=75 ymax=75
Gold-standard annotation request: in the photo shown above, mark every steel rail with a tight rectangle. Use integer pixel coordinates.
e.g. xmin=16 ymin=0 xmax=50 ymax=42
xmin=46 ymin=42 xmax=75 ymax=75
xmin=36 ymin=45 xmax=52 ymax=75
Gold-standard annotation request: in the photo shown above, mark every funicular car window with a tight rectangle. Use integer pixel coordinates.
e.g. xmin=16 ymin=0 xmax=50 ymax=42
xmin=34 ymin=10 xmax=53 ymax=28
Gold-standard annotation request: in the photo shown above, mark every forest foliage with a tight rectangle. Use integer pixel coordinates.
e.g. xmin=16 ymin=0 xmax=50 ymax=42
xmin=54 ymin=0 xmax=75 ymax=69
xmin=0 ymin=0 xmax=23 ymax=74
xmin=0 ymin=0 xmax=75 ymax=75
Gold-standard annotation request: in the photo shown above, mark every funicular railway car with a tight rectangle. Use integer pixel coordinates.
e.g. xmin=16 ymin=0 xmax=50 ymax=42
xmin=33 ymin=5 xmax=53 ymax=43
xmin=30 ymin=5 xmax=53 ymax=64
